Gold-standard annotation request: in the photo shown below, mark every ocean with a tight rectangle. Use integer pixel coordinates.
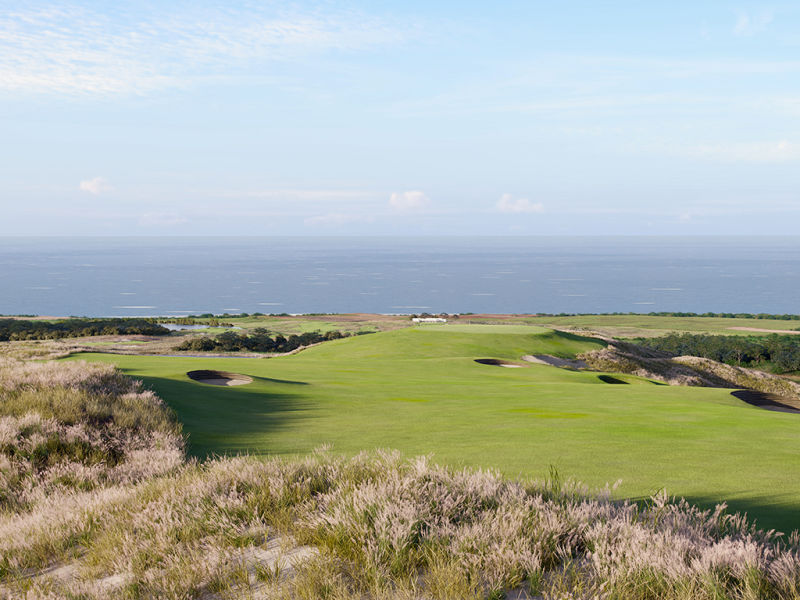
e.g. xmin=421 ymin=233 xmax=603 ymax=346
xmin=1 ymin=236 xmax=799 ymax=317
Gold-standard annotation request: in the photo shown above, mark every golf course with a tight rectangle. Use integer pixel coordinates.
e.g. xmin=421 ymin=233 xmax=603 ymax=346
xmin=70 ymin=322 xmax=800 ymax=533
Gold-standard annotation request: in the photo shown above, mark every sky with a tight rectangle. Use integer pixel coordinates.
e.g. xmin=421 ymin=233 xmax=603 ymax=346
xmin=1 ymin=1 xmax=799 ymax=236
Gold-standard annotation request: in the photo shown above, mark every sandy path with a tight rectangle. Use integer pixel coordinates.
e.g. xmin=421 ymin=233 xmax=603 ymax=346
xmin=728 ymin=327 xmax=800 ymax=334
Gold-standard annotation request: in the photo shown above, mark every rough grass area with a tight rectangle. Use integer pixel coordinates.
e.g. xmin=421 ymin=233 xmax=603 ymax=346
xmin=4 ymin=448 xmax=800 ymax=599
xmin=3 ymin=356 xmax=800 ymax=599
xmin=0 ymin=357 xmax=183 ymax=515
xmin=579 ymin=341 xmax=800 ymax=402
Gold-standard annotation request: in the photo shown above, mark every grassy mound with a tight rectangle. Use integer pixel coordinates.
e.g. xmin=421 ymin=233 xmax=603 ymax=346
xmin=298 ymin=325 xmax=605 ymax=360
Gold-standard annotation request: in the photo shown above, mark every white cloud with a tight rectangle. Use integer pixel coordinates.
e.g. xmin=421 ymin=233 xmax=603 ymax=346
xmin=79 ymin=177 xmax=112 ymax=195
xmin=389 ymin=190 xmax=430 ymax=211
xmin=0 ymin=5 xmax=410 ymax=96
xmin=733 ymin=11 xmax=773 ymax=36
xmin=496 ymin=194 xmax=544 ymax=214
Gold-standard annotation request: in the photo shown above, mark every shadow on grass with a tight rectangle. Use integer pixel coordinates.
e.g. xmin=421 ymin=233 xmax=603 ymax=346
xmin=687 ymin=494 xmax=800 ymax=535
xmin=597 ymin=374 xmax=629 ymax=384
xmin=132 ymin=374 xmax=311 ymax=460
xmin=630 ymin=492 xmax=800 ymax=535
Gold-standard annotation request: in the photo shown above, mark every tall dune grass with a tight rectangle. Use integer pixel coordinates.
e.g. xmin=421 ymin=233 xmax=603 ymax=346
xmin=0 ymin=357 xmax=183 ymax=514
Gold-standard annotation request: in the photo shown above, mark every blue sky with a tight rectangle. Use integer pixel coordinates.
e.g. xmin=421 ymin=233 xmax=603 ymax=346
xmin=1 ymin=1 xmax=799 ymax=235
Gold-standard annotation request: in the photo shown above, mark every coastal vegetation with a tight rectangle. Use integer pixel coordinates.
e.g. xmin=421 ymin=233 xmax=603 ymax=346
xmin=6 ymin=316 xmax=800 ymax=597
xmin=0 ymin=318 xmax=169 ymax=341
xmin=155 ymin=317 xmax=235 ymax=327
xmin=3 ymin=356 xmax=800 ymax=599
xmin=173 ymin=328 xmax=366 ymax=353
xmin=636 ymin=333 xmax=800 ymax=373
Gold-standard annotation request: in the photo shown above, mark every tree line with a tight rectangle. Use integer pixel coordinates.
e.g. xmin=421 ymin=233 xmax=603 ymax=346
xmin=0 ymin=318 xmax=170 ymax=341
xmin=153 ymin=317 xmax=234 ymax=327
xmin=173 ymin=328 xmax=371 ymax=353
xmin=636 ymin=333 xmax=800 ymax=373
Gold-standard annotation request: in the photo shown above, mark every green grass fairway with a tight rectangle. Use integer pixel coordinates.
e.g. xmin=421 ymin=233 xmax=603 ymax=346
xmin=71 ymin=325 xmax=800 ymax=532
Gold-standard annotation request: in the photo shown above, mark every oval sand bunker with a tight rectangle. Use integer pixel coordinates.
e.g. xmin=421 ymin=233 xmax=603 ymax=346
xmin=187 ymin=370 xmax=253 ymax=386
xmin=474 ymin=358 xmax=525 ymax=368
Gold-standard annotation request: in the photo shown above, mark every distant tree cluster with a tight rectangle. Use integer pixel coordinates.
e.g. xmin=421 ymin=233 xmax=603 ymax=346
xmin=636 ymin=333 xmax=800 ymax=373
xmin=0 ymin=318 xmax=170 ymax=341
xmin=409 ymin=313 xmax=459 ymax=319
xmin=155 ymin=317 xmax=234 ymax=327
xmin=173 ymin=328 xmax=370 ymax=353
xmin=540 ymin=311 xmax=800 ymax=321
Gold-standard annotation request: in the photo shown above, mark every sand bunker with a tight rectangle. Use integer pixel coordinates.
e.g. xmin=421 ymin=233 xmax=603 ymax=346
xmin=187 ymin=370 xmax=253 ymax=386
xmin=731 ymin=390 xmax=800 ymax=414
xmin=521 ymin=355 xmax=587 ymax=369
xmin=474 ymin=358 xmax=525 ymax=368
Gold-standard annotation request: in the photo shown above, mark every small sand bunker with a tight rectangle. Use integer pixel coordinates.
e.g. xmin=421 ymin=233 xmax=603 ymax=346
xmin=521 ymin=355 xmax=587 ymax=369
xmin=474 ymin=358 xmax=525 ymax=368
xmin=731 ymin=390 xmax=800 ymax=414
xmin=187 ymin=370 xmax=253 ymax=386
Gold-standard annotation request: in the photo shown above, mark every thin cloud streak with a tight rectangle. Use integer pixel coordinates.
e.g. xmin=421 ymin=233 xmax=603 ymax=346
xmin=733 ymin=11 xmax=774 ymax=36
xmin=0 ymin=4 xmax=411 ymax=96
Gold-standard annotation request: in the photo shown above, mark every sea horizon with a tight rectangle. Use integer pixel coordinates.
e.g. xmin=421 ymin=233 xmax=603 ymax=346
xmin=2 ymin=235 xmax=799 ymax=318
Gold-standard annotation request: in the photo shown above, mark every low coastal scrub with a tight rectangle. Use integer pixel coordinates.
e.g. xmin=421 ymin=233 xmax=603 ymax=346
xmin=0 ymin=358 xmax=183 ymax=513
xmin=155 ymin=317 xmax=234 ymax=327
xmin=3 ymin=358 xmax=800 ymax=599
xmin=541 ymin=311 xmax=800 ymax=321
xmin=636 ymin=333 xmax=800 ymax=373
xmin=5 ymin=450 xmax=800 ymax=599
xmin=580 ymin=340 xmax=800 ymax=401
xmin=173 ymin=328 xmax=369 ymax=353
xmin=0 ymin=318 xmax=169 ymax=341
